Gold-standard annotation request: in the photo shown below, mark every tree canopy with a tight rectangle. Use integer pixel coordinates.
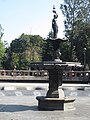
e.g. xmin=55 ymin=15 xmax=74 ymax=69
xmin=60 ymin=0 xmax=90 ymax=67
xmin=0 ymin=24 xmax=5 ymax=69
xmin=2 ymin=34 xmax=44 ymax=70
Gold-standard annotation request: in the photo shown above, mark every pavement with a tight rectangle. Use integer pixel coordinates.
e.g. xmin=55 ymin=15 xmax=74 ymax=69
xmin=0 ymin=82 xmax=90 ymax=90
xmin=0 ymin=83 xmax=90 ymax=120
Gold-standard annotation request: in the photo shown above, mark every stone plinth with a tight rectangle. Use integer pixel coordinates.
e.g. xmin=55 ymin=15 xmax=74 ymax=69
xmin=36 ymin=96 xmax=75 ymax=111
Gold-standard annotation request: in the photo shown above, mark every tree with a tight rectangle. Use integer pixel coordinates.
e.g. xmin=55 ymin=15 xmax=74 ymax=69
xmin=60 ymin=0 xmax=90 ymax=63
xmin=42 ymin=30 xmax=56 ymax=61
xmin=3 ymin=34 xmax=44 ymax=70
xmin=42 ymin=39 xmax=54 ymax=61
xmin=0 ymin=24 xmax=5 ymax=69
xmin=74 ymin=23 xmax=90 ymax=66
xmin=60 ymin=41 xmax=71 ymax=61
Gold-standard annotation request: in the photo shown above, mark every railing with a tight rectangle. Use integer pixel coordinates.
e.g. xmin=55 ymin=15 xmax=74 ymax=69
xmin=0 ymin=70 xmax=48 ymax=76
xmin=0 ymin=70 xmax=90 ymax=83
xmin=0 ymin=70 xmax=48 ymax=81
xmin=63 ymin=71 xmax=90 ymax=83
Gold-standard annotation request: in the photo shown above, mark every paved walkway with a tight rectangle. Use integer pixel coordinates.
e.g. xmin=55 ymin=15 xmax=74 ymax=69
xmin=0 ymin=89 xmax=90 ymax=97
xmin=0 ymin=83 xmax=90 ymax=120
xmin=0 ymin=96 xmax=90 ymax=120
xmin=0 ymin=83 xmax=90 ymax=90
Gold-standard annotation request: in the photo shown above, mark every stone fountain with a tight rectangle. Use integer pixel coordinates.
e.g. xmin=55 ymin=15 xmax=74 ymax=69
xmin=30 ymin=6 xmax=77 ymax=111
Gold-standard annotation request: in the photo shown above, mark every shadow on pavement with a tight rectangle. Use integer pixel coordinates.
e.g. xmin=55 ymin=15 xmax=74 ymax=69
xmin=0 ymin=104 xmax=38 ymax=112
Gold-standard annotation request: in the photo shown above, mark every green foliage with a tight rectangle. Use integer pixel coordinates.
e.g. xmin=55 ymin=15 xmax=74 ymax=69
xmin=0 ymin=40 xmax=5 ymax=69
xmin=74 ymin=23 xmax=90 ymax=66
xmin=0 ymin=41 xmax=5 ymax=59
xmin=3 ymin=34 xmax=44 ymax=70
xmin=60 ymin=0 xmax=90 ymax=66
xmin=0 ymin=25 xmax=5 ymax=69
xmin=60 ymin=41 xmax=71 ymax=61
xmin=42 ymin=31 xmax=56 ymax=61
xmin=42 ymin=39 xmax=54 ymax=61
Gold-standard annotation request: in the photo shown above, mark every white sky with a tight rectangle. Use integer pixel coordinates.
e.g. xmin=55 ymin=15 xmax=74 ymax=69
xmin=0 ymin=0 xmax=65 ymax=45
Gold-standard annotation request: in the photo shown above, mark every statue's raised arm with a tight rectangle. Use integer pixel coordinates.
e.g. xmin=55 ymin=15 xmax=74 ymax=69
xmin=52 ymin=5 xmax=58 ymax=38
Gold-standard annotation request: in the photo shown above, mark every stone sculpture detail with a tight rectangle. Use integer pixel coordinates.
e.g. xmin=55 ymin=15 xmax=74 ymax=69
xmin=52 ymin=5 xmax=58 ymax=38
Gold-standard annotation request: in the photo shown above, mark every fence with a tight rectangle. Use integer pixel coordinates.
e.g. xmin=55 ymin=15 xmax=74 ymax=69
xmin=0 ymin=70 xmax=90 ymax=83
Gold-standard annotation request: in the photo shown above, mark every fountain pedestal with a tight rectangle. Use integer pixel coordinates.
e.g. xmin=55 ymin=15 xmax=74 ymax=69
xmin=30 ymin=61 xmax=75 ymax=111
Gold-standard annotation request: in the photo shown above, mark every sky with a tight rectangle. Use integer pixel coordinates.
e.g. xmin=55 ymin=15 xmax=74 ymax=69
xmin=0 ymin=0 xmax=64 ymax=45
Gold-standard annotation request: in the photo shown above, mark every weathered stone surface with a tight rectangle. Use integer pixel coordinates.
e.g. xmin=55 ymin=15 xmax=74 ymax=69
xmin=30 ymin=61 xmax=76 ymax=110
xmin=36 ymin=96 xmax=75 ymax=111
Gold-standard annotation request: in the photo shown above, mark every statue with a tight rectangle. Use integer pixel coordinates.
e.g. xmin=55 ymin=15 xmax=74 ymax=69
xmin=52 ymin=5 xmax=58 ymax=38
xmin=50 ymin=5 xmax=67 ymax=61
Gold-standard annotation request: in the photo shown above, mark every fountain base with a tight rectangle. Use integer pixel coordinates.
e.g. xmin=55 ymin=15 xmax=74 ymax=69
xmin=30 ymin=61 xmax=77 ymax=111
xmin=36 ymin=96 xmax=75 ymax=111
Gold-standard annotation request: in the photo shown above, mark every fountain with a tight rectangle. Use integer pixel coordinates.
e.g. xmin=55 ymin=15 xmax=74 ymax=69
xmin=30 ymin=6 xmax=78 ymax=110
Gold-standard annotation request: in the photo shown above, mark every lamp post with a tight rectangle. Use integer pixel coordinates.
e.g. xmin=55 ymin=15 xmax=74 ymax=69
xmin=84 ymin=48 xmax=86 ymax=71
